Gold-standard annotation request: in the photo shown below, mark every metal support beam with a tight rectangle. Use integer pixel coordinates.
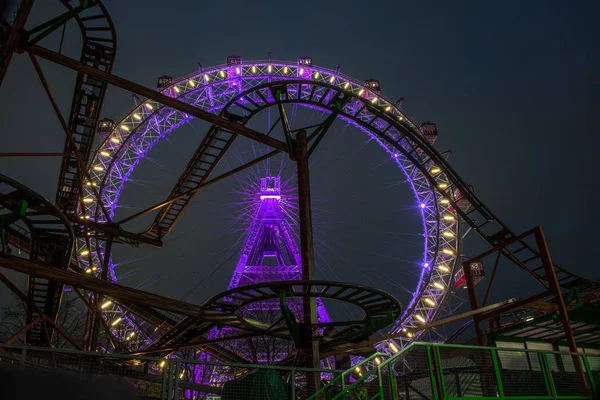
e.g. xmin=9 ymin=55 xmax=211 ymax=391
xmin=0 ymin=254 xmax=286 ymax=336
xmin=26 ymin=45 xmax=288 ymax=153
xmin=67 ymin=217 xmax=162 ymax=248
xmin=0 ymin=152 xmax=75 ymax=157
xmin=295 ymin=130 xmax=320 ymax=392
xmin=0 ymin=0 xmax=34 ymax=86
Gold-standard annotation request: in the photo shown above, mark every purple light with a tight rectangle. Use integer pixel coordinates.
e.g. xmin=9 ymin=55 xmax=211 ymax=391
xmin=420 ymin=203 xmax=426 ymax=209
xmin=424 ymin=262 xmax=429 ymax=268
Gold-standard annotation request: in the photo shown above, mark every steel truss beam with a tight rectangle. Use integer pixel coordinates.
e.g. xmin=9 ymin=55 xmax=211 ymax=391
xmin=0 ymin=254 xmax=288 ymax=337
xmin=26 ymin=45 xmax=288 ymax=153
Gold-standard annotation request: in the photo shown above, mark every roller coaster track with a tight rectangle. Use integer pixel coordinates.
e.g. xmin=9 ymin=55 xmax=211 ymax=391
xmin=0 ymin=174 xmax=74 ymax=345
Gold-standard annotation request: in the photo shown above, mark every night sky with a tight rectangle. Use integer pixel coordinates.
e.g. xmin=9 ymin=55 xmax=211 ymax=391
xmin=1 ymin=1 xmax=599 ymax=335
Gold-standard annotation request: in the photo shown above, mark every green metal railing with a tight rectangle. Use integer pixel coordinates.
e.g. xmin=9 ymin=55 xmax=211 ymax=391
xmin=308 ymin=343 xmax=600 ymax=400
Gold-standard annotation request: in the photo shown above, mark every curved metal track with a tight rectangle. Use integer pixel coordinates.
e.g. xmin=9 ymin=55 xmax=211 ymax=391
xmin=81 ymin=60 xmax=598 ymax=357
xmin=0 ymin=174 xmax=74 ymax=345
xmin=55 ymin=0 xmax=116 ymax=216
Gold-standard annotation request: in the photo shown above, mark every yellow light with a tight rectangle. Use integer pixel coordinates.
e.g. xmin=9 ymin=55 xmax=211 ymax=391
xmin=86 ymin=232 xmax=91 ymax=236
xmin=180 ymin=371 xmax=185 ymax=379
xmin=389 ymin=342 xmax=399 ymax=353
xmin=251 ymin=66 xmax=256 ymax=73
xmin=203 ymin=74 xmax=209 ymax=82
xmin=283 ymin=66 xmax=288 ymax=74
xmin=440 ymin=198 xmax=450 ymax=204
xmin=398 ymin=116 xmax=404 ymax=121
xmin=268 ymin=65 xmax=272 ymax=73
xmin=173 ymin=86 xmax=180 ymax=93
xmin=120 ymin=124 xmax=129 ymax=131
xmin=91 ymin=266 xmax=97 ymax=271
xmin=371 ymin=97 xmax=377 ymax=104
xmin=145 ymin=103 xmax=153 ymax=110
xmin=358 ymin=89 xmax=364 ymax=96
xmin=159 ymin=360 xmax=166 ymax=368
xmin=443 ymin=215 xmax=455 ymax=221
xmin=433 ymin=281 xmax=445 ymax=290
xmin=438 ymin=183 xmax=448 ymax=189
xmin=424 ymin=298 xmax=436 ymax=306
xmin=128 ymin=332 xmax=136 ymax=339
xmin=189 ymin=79 xmax=196 ymax=87
xmin=299 ymin=68 xmax=304 ymax=75
xmin=431 ymin=167 xmax=441 ymax=173
xmin=386 ymin=106 xmax=391 ymax=111
xmin=110 ymin=137 xmax=120 ymax=143
xmin=314 ymin=71 xmax=319 ymax=78
xmin=329 ymin=76 xmax=335 ymax=83
xmin=111 ymin=317 xmax=122 ymax=326
xmin=86 ymin=181 xmax=92 ymax=186
xmin=344 ymin=82 xmax=350 ymax=89
xmin=83 ymin=197 xmax=93 ymax=203
xmin=407 ymin=332 xmax=413 ymax=338
xmin=85 ymin=268 xmax=92 ymax=273
xmin=355 ymin=367 xmax=361 ymax=373
xmin=443 ymin=249 xmax=454 ymax=256
xmin=402 ymin=328 xmax=407 ymax=332
xmin=80 ymin=250 xmax=89 ymax=256
xmin=101 ymin=300 xmax=112 ymax=309
xmin=443 ymin=231 xmax=455 ymax=238
xmin=85 ymin=215 xmax=90 ymax=219
xmin=375 ymin=357 xmax=381 ymax=365
xmin=219 ymin=70 xmax=225 ymax=77
xmin=438 ymin=265 xmax=450 ymax=273
xmin=100 ymin=151 xmax=110 ymax=157
xmin=415 ymin=314 xmax=426 ymax=323
xmin=133 ymin=113 xmax=142 ymax=120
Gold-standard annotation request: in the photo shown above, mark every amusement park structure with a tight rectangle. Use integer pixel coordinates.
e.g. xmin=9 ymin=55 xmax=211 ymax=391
xmin=1 ymin=1 xmax=599 ymax=399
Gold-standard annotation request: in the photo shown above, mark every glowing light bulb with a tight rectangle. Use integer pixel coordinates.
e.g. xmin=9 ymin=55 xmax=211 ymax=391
xmin=173 ymin=86 xmax=180 ymax=93
xmin=83 ymin=198 xmax=93 ymax=203
xmin=283 ymin=66 xmax=288 ymax=74
xmin=80 ymin=250 xmax=89 ymax=256
xmin=299 ymin=68 xmax=304 ymax=75
xmin=389 ymin=342 xmax=399 ymax=353
xmin=235 ymin=67 xmax=240 ymax=74
xmin=433 ymin=282 xmax=445 ymax=290
xmin=526 ymin=317 xmax=534 ymax=322
xmin=101 ymin=300 xmax=112 ymax=309
xmin=329 ymin=76 xmax=335 ymax=83
xmin=133 ymin=114 xmax=142 ymax=120
xmin=344 ymin=82 xmax=350 ymax=89
xmin=440 ymin=198 xmax=450 ymax=204
xmin=120 ymin=124 xmax=129 ymax=132
xmin=443 ymin=231 xmax=455 ymax=238
xmin=251 ymin=66 xmax=256 ymax=73
xmin=438 ymin=183 xmax=448 ymax=189
xmin=355 ymin=367 xmax=361 ymax=373
xmin=85 ymin=268 xmax=92 ymax=273
xmin=443 ymin=249 xmax=454 ymax=256
xmin=438 ymin=265 xmax=450 ymax=272
xmin=443 ymin=215 xmax=455 ymax=221
xmin=424 ymin=298 xmax=436 ymax=306
xmin=203 ymin=74 xmax=209 ymax=82
xmin=386 ymin=106 xmax=391 ymax=111
xmin=110 ymin=137 xmax=120 ymax=144
xmin=180 ymin=371 xmax=185 ymax=379
xmin=111 ymin=317 xmax=122 ymax=326
xmin=371 ymin=97 xmax=377 ymax=104
xmin=420 ymin=203 xmax=426 ymax=209
xmin=100 ymin=151 xmax=110 ymax=157
xmin=94 ymin=165 xmax=104 ymax=171
xmin=268 ymin=65 xmax=272 ymax=73
xmin=431 ymin=167 xmax=441 ymax=173
xmin=398 ymin=116 xmax=404 ymax=121
xmin=375 ymin=357 xmax=381 ymax=365
xmin=415 ymin=314 xmax=426 ymax=323
xmin=189 ymin=79 xmax=196 ymax=87
xmin=358 ymin=89 xmax=364 ymax=96
xmin=314 ymin=71 xmax=319 ymax=78
xmin=159 ymin=360 xmax=166 ymax=368
xmin=407 ymin=332 xmax=413 ymax=338
xmin=219 ymin=70 xmax=225 ymax=77
xmin=145 ymin=103 xmax=153 ymax=110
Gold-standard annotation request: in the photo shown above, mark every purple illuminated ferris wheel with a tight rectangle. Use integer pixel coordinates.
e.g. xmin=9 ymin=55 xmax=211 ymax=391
xmin=77 ymin=55 xmax=466 ymax=358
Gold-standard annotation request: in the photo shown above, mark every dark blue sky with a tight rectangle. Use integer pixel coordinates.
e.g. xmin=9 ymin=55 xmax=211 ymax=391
xmin=1 ymin=1 xmax=599 ymax=328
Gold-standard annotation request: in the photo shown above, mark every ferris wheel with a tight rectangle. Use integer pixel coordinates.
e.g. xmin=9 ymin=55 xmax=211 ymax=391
xmin=76 ymin=55 xmax=466 ymax=356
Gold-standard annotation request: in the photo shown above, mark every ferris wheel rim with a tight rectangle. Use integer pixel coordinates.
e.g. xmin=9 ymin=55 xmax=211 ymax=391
xmin=79 ymin=60 xmax=461 ymax=351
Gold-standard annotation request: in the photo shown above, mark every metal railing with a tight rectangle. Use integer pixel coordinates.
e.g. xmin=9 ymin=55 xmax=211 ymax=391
xmin=308 ymin=342 xmax=600 ymax=400
xmin=0 ymin=344 xmax=344 ymax=399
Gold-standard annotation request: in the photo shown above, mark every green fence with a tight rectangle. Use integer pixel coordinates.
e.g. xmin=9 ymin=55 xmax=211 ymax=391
xmin=308 ymin=343 xmax=600 ymax=400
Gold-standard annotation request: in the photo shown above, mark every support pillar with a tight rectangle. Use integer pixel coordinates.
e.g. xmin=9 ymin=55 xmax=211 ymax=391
xmin=295 ymin=130 xmax=320 ymax=392
xmin=90 ymin=235 xmax=112 ymax=351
